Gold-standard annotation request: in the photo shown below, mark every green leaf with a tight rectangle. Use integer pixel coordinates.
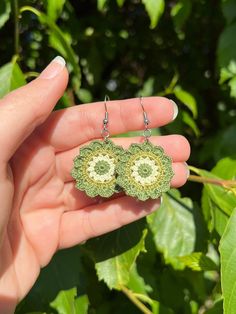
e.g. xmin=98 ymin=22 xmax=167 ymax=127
xmin=76 ymin=88 xmax=93 ymax=103
xmin=221 ymin=0 xmax=236 ymax=25
xmin=217 ymin=22 xmax=236 ymax=68
xmin=204 ymin=299 xmax=223 ymax=314
xmin=0 ymin=59 xmax=26 ymax=98
xmin=182 ymin=110 xmax=200 ymax=137
xmin=84 ymin=220 xmax=147 ymax=289
xmin=127 ymin=264 xmax=150 ymax=295
xmin=127 ymin=264 xmax=174 ymax=314
xmin=212 ymin=156 xmax=236 ymax=180
xmin=49 ymin=29 xmax=72 ymax=57
xmin=51 ymin=290 xmax=89 ymax=314
xmin=116 ymin=0 xmax=125 ymax=7
xmin=220 ymin=67 xmax=234 ymax=84
xmin=219 ymin=60 xmax=236 ymax=98
xmin=174 ymin=85 xmax=198 ymax=118
xmin=0 ymin=0 xmax=11 ymax=29
xmin=220 ymin=207 xmax=236 ymax=314
xmin=219 ymin=60 xmax=236 ymax=84
xmin=17 ymin=247 xmax=87 ymax=312
xmin=171 ymin=0 xmax=192 ymax=30
xmin=97 ymin=0 xmax=107 ymax=11
xmin=136 ymin=77 xmax=155 ymax=97
xmin=20 ymin=6 xmax=81 ymax=90
xmin=228 ymin=76 xmax=236 ymax=98
xmin=220 ymin=60 xmax=236 ymax=98
xmin=74 ymin=294 xmax=89 ymax=314
xmin=202 ymin=187 xmax=229 ymax=236
xmin=147 ymin=190 xmax=196 ymax=268
xmin=201 ymin=157 xmax=236 ymax=235
xmin=142 ymin=0 xmax=165 ymax=29
xmin=50 ymin=288 xmax=77 ymax=314
xmin=46 ymin=0 xmax=66 ymax=22
xmin=219 ymin=124 xmax=236 ymax=158
xmin=177 ymin=252 xmax=218 ymax=271
xmin=191 ymin=166 xmax=236 ymax=217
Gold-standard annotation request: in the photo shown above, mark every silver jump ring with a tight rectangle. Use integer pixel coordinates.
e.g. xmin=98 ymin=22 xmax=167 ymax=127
xmin=101 ymin=128 xmax=110 ymax=140
xmin=140 ymin=96 xmax=151 ymax=141
xmin=143 ymin=128 xmax=151 ymax=139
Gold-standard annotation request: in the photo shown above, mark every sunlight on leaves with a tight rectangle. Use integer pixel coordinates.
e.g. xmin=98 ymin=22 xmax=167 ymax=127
xmin=220 ymin=207 xmax=236 ymax=314
xmin=142 ymin=0 xmax=165 ymax=29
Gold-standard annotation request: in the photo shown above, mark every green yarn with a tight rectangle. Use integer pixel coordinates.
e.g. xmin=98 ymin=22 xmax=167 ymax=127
xmin=71 ymin=140 xmax=124 ymax=198
xmin=94 ymin=160 xmax=110 ymax=175
xmin=116 ymin=141 xmax=174 ymax=201
xmin=138 ymin=163 xmax=152 ymax=178
xmin=71 ymin=139 xmax=174 ymax=200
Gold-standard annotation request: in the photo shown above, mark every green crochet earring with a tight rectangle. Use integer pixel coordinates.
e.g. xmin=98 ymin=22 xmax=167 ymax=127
xmin=116 ymin=97 xmax=174 ymax=201
xmin=71 ymin=96 xmax=124 ymax=198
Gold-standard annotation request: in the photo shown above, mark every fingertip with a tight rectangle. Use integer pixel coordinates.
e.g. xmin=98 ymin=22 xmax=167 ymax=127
xmin=166 ymin=134 xmax=191 ymax=161
xmin=141 ymin=96 xmax=179 ymax=128
xmin=171 ymin=162 xmax=189 ymax=187
xmin=39 ymin=56 xmax=66 ymax=80
xmin=169 ymin=100 xmax=178 ymax=120
xmin=37 ymin=56 xmax=69 ymax=95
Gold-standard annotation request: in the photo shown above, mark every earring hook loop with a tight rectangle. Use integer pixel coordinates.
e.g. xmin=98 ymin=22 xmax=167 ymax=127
xmin=139 ymin=96 xmax=151 ymax=141
xmin=101 ymin=95 xmax=110 ymax=141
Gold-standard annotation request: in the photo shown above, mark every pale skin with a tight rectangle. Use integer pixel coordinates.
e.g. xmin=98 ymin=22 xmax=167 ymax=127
xmin=0 ymin=57 xmax=190 ymax=313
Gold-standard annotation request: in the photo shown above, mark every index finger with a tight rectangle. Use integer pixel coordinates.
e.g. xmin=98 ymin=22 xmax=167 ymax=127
xmin=39 ymin=96 xmax=178 ymax=152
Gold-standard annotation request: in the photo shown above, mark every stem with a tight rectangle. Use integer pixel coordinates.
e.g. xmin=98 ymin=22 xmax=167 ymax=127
xmin=158 ymin=72 xmax=179 ymax=96
xmin=24 ymin=71 xmax=39 ymax=79
xmin=188 ymin=175 xmax=236 ymax=188
xmin=13 ymin=0 xmax=20 ymax=56
xmin=121 ymin=286 xmax=152 ymax=314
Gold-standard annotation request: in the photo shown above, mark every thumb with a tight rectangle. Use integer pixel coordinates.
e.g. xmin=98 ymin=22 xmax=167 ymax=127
xmin=0 ymin=56 xmax=68 ymax=163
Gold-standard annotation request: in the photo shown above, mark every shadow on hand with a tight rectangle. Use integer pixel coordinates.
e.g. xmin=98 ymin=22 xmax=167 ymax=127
xmin=0 ymin=294 xmax=17 ymax=314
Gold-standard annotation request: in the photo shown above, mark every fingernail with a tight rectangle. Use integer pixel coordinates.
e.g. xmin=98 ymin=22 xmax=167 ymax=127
xmin=170 ymin=100 xmax=178 ymax=120
xmin=39 ymin=56 xmax=66 ymax=79
xmin=184 ymin=162 xmax=190 ymax=178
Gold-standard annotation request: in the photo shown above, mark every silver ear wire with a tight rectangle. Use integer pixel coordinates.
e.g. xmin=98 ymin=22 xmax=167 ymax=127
xmin=101 ymin=95 xmax=110 ymax=141
xmin=140 ymin=96 xmax=151 ymax=141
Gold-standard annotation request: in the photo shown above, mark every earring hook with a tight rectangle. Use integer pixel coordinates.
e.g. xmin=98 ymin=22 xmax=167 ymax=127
xmin=139 ymin=96 xmax=151 ymax=141
xmin=104 ymin=95 xmax=110 ymax=114
xmin=101 ymin=95 xmax=110 ymax=141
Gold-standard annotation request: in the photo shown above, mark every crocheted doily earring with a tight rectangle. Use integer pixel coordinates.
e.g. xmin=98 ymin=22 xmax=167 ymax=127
xmin=71 ymin=96 xmax=124 ymax=198
xmin=116 ymin=96 xmax=174 ymax=201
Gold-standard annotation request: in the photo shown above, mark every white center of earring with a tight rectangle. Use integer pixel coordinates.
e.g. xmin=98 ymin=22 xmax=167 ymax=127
xmin=87 ymin=154 xmax=116 ymax=182
xmin=131 ymin=157 xmax=159 ymax=185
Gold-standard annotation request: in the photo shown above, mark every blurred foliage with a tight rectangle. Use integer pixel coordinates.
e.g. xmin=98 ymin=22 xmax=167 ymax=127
xmin=0 ymin=0 xmax=236 ymax=313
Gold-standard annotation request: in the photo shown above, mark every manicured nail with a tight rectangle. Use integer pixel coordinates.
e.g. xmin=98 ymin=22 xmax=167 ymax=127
xmin=184 ymin=162 xmax=190 ymax=178
xmin=170 ymin=100 xmax=178 ymax=120
xmin=39 ymin=56 xmax=66 ymax=79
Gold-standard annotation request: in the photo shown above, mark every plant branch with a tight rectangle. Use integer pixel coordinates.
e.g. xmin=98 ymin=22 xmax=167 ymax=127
xmin=158 ymin=72 xmax=179 ymax=96
xmin=121 ymin=286 xmax=152 ymax=314
xmin=24 ymin=71 xmax=39 ymax=79
xmin=13 ymin=0 xmax=20 ymax=56
xmin=188 ymin=175 xmax=236 ymax=188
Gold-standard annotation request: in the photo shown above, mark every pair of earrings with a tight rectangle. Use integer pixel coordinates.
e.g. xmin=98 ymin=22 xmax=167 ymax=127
xmin=71 ymin=96 xmax=174 ymax=201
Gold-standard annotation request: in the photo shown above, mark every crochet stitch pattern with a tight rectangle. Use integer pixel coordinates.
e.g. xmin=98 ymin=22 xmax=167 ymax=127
xmin=116 ymin=141 xmax=174 ymax=201
xmin=71 ymin=140 xmax=124 ymax=197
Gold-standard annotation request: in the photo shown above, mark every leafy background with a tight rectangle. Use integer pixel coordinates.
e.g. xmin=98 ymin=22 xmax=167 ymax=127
xmin=0 ymin=0 xmax=236 ymax=313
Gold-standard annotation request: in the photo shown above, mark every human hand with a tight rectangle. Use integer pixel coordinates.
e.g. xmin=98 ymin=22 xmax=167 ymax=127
xmin=0 ymin=57 xmax=190 ymax=313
